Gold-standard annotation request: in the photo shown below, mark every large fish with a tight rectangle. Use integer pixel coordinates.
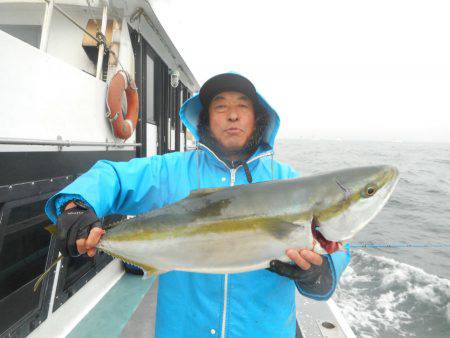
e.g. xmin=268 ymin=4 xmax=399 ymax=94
xmin=97 ymin=165 xmax=399 ymax=275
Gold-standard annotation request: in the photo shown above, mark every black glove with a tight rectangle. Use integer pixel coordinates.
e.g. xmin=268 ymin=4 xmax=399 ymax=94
xmin=268 ymin=258 xmax=333 ymax=295
xmin=56 ymin=201 xmax=101 ymax=257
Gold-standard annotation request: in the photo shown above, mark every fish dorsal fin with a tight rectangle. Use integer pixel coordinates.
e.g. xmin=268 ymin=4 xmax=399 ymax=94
xmin=188 ymin=187 xmax=226 ymax=198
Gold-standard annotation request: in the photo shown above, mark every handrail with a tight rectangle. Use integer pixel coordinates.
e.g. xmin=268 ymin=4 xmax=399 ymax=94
xmin=0 ymin=137 xmax=141 ymax=148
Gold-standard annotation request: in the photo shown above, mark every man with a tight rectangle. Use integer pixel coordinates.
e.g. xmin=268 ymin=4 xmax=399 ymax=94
xmin=45 ymin=73 xmax=350 ymax=338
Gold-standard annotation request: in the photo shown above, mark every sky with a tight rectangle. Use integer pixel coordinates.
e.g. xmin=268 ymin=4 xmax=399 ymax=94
xmin=150 ymin=0 xmax=450 ymax=143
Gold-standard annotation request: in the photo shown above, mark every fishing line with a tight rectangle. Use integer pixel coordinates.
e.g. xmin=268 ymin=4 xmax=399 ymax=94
xmin=350 ymin=243 xmax=450 ymax=249
xmin=313 ymin=227 xmax=450 ymax=249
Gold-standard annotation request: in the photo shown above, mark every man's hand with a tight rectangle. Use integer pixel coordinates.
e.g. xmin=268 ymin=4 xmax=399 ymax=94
xmin=268 ymin=248 xmax=324 ymax=280
xmin=76 ymin=227 xmax=105 ymax=257
xmin=268 ymin=248 xmax=335 ymax=297
xmin=286 ymin=249 xmax=323 ymax=270
xmin=56 ymin=201 xmax=104 ymax=257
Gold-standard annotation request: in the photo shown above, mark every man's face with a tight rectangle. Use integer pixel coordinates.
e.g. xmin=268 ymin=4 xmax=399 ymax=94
xmin=208 ymin=91 xmax=255 ymax=153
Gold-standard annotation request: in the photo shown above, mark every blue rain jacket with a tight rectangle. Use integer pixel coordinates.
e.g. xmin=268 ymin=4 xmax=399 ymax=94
xmin=45 ymin=81 xmax=350 ymax=338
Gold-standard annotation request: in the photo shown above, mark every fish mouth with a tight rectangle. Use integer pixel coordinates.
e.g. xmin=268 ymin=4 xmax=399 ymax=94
xmin=311 ymin=217 xmax=341 ymax=254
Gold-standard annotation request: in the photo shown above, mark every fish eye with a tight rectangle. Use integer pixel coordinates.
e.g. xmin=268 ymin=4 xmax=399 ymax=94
xmin=362 ymin=185 xmax=377 ymax=198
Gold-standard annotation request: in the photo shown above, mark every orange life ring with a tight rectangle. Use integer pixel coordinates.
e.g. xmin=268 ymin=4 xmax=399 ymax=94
xmin=106 ymin=71 xmax=139 ymax=140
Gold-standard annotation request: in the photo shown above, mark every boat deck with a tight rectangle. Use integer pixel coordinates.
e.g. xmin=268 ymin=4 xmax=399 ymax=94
xmin=29 ymin=260 xmax=355 ymax=338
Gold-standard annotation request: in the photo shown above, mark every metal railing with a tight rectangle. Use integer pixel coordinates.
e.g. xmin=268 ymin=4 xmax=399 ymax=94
xmin=0 ymin=137 xmax=140 ymax=148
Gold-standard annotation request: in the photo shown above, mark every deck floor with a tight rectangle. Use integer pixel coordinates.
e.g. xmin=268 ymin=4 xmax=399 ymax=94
xmin=39 ymin=260 xmax=352 ymax=338
xmin=119 ymin=280 xmax=298 ymax=338
xmin=119 ymin=279 xmax=158 ymax=338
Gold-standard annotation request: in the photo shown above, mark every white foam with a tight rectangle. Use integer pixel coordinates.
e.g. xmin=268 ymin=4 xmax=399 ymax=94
xmin=446 ymin=303 xmax=450 ymax=324
xmin=333 ymin=250 xmax=450 ymax=337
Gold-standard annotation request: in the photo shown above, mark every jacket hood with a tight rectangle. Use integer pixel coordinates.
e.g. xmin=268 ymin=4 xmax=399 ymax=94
xmin=179 ymin=76 xmax=280 ymax=150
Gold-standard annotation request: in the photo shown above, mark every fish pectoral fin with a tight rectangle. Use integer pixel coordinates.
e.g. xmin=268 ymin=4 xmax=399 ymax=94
xmin=263 ymin=219 xmax=308 ymax=240
xmin=188 ymin=187 xmax=226 ymax=198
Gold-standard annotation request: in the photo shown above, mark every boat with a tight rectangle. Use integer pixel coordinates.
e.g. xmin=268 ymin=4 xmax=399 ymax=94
xmin=0 ymin=1 xmax=355 ymax=337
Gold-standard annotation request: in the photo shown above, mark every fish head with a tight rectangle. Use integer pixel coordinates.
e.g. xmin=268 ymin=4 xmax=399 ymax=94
xmin=315 ymin=165 xmax=399 ymax=242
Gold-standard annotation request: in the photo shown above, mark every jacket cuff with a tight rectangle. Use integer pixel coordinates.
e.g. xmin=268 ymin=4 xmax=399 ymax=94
xmin=295 ymin=244 xmax=351 ymax=301
xmin=45 ymin=193 xmax=93 ymax=223
xmin=294 ymin=255 xmax=335 ymax=301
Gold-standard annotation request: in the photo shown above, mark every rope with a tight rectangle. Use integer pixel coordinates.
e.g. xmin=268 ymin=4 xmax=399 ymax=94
xmin=45 ymin=1 xmax=100 ymax=46
xmin=44 ymin=0 xmax=125 ymax=72
xmin=86 ymin=0 xmax=101 ymax=32
xmin=84 ymin=0 xmax=121 ymax=71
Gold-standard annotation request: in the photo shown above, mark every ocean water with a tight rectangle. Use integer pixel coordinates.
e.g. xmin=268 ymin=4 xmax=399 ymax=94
xmin=275 ymin=139 xmax=450 ymax=338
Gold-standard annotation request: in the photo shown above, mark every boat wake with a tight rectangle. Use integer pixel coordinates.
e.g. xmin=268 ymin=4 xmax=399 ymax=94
xmin=333 ymin=250 xmax=450 ymax=338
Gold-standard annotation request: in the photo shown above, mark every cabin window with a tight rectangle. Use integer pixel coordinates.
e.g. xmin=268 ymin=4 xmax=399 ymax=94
xmin=0 ymin=200 xmax=49 ymax=299
xmin=0 ymin=2 xmax=45 ymax=48
xmin=0 ymin=223 xmax=49 ymax=298
xmin=0 ymin=25 xmax=41 ymax=48
xmin=0 ymin=199 xmax=50 ymax=334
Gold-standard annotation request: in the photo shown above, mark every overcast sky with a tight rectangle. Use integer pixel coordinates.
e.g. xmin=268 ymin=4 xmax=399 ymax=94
xmin=150 ymin=0 xmax=450 ymax=143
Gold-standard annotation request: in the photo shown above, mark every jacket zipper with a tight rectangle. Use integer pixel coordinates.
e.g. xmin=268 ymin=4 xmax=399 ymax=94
xmin=221 ymin=167 xmax=236 ymax=338
xmin=197 ymin=142 xmax=232 ymax=170
xmin=197 ymin=143 xmax=273 ymax=338
xmin=230 ymin=168 xmax=237 ymax=186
